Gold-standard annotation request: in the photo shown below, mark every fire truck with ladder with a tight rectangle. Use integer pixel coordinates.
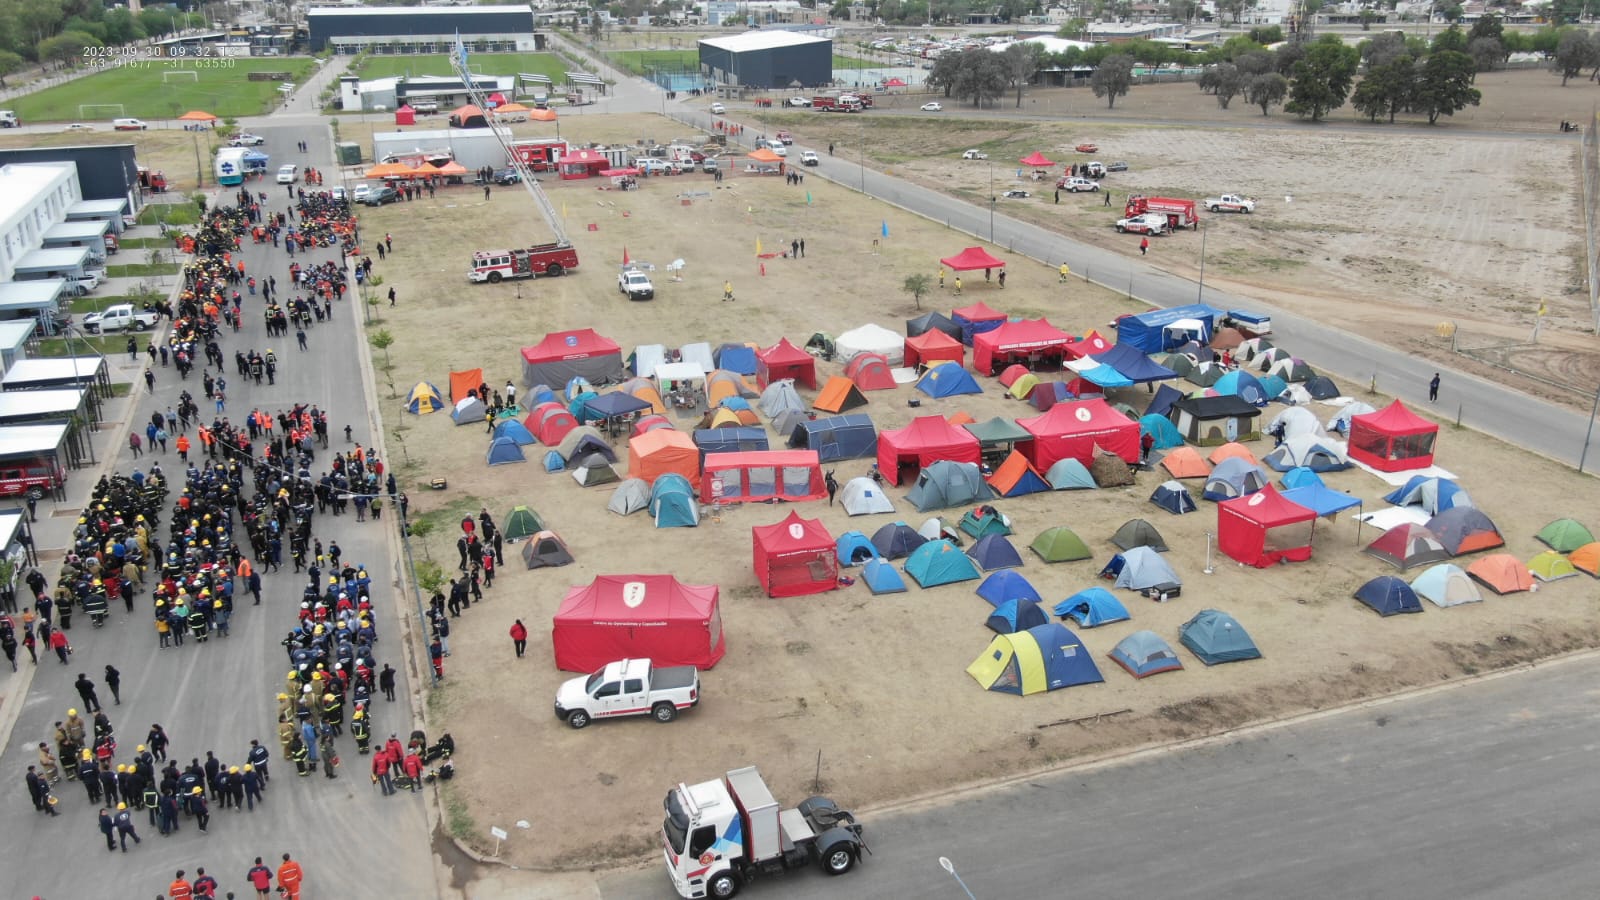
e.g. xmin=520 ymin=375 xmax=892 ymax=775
xmin=453 ymin=40 xmax=579 ymax=284
xmin=1124 ymin=195 xmax=1199 ymax=230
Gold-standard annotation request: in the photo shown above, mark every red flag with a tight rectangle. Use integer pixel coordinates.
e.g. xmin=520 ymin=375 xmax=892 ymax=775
xmin=622 ymin=246 xmax=630 ymax=265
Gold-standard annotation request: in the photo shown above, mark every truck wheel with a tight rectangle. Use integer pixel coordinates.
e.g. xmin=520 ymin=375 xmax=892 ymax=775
xmin=566 ymin=710 xmax=590 ymax=729
xmin=652 ymin=703 xmax=677 ymax=723
xmin=707 ymin=873 xmax=739 ymax=898
xmin=822 ymin=845 xmax=856 ymax=875
xmin=487 ymin=271 xmax=503 ymax=284
xmin=546 ymin=264 xmax=564 ymax=277
xmin=1115 ymin=225 xmax=1126 ymax=233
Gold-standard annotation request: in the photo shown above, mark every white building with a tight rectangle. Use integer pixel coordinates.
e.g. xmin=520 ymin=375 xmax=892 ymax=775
xmin=339 ymin=74 xmax=519 ymax=112
xmin=0 ymin=164 xmax=82 ymax=284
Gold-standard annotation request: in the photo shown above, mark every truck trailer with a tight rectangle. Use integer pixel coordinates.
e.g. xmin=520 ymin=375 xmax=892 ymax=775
xmin=663 ymin=766 xmax=867 ymax=898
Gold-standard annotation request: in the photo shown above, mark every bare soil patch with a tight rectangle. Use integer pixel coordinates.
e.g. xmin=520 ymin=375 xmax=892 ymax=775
xmin=353 ymin=113 xmax=1600 ymax=870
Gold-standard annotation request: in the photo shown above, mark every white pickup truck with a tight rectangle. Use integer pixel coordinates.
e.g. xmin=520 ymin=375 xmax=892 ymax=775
xmin=555 ymin=658 xmax=699 ymax=729
xmin=81 ymin=303 xmax=159 ymax=334
xmin=618 ymin=267 xmax=655 ymax=301
xmin=1205 ymin=194 xmax=1256 ymax=214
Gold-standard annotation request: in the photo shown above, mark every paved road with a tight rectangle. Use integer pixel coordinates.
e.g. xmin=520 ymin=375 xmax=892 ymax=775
xmin=597 ymin=654 xmax=1600 ymax=899
xmin=0 ymin=118 xmax=432 ymax=899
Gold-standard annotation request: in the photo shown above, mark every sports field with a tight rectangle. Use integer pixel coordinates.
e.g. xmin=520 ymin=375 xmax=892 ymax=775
xmin=11 ymin=58 xmax=315 ymax=123
xmin=353 ymin=52 xmax=568 ymax=82
xmin=611 ymin=48 xmax=858 ymax=75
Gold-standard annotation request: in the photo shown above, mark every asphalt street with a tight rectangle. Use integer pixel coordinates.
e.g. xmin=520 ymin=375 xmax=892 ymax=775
xmin=597 ymin=653 xmax=1600 ymax=899
xmin=0 ymin=118 xmax=432 ymax=899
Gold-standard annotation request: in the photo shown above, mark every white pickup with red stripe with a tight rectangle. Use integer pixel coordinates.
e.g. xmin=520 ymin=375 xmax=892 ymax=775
xmin=555 ymin=658 xmax=700 ymax=730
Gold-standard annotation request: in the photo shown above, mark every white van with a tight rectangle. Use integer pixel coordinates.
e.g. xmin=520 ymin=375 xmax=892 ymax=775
xmin=0 ymin=110 xmax=17 ymax=128
xmin=112 ymin=118 xmax=148 ymax=131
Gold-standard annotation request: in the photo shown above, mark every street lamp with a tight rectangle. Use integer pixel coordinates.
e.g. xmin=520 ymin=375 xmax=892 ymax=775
xmin=939 ymin=857 xmax=977 ymax=900
xmin=988 ymin=164 xmax=995 ymax=243
xmin=1196 ymin=217 xmax=1207 ymax=302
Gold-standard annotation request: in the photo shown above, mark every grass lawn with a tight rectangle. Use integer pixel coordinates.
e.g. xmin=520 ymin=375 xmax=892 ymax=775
xmin=106 ymin=263 xmax=182 ymax=277
xmin=138 ymin=202 xmax=202 ymax=226
xmin=36 ymin=335 xmax=124 ymax=358
xmin=11 ymin=58 xmax=316 ymax=123
xmin=609 ymin=49 xmax=696 ymax=75
xmin=354 ymin=52 xmax=568 ymax=83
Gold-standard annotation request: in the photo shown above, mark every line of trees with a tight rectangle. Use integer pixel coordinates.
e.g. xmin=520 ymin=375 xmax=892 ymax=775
xmin=0 ymin=0 xmax=207 ymax=83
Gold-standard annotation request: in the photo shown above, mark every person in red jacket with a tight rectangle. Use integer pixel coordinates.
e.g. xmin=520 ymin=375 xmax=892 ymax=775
xmin=371 ymin=748 xmax=394 ymax=796
xmin=402 ymin=750 xmax=423 ymax=791
xmin=508 ymin=619 xmax=527 ymax=658
xmin=247 ymin=856 xmax=275 ymax=897
xmin=384 ymin=735 xmax=404 ymax=775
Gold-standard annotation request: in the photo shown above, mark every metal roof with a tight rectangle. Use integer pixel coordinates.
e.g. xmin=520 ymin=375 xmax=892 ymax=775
xmin=700 ymin=31 xmax=831 ymax=53
xmin=13 ymin=247 xmax=89 ymax=272
xmin=66 ymin=199 xmax=128 ymax=216
xmin=0 ymin=388 xmax=84 ymax=420
xmin=43 ymin=220 xmax=108 ymax=241
xmin=0 ymin=281 xmax=65 ymax=308
xmin=0 ymin=422 xmax=69 ymax=457
xmin=0 ymin=511 xmax=22 ymax=551
xmin=0 ymin=321 xmax=35 ymax=349
xmin=309 ymin=4 xmax=533 ymax=16
xmin=3 ymin=356 xmax=105 ymax=386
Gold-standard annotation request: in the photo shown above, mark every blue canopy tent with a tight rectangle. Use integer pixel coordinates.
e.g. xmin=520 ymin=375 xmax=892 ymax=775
xmin=1092 ymin=343 xmax=1179 ymax=383
xmin=1281 ymin=484 xmax=1363 ymax=519
xmin=1074 ymin=363 xmax=1135 ymax=390
xmin=835 ymin=531 xmax=882 ymax=567
xmin=242 ymin=149 xmax=270 ymax=171
xmin=713 ymin=343 xmax=758 ymax=375
xmin=1139 ymin=414 xmax=1184 ymax=449
xmin=694 ymin=427 xmax=768 ymax=458
xmin=485 ymin=437 xmax=526 ymax=466
xmin=862 ymin=558 xmax=908 ymax=594
xmin=1115 ymin=304 xmax=1225 ymax=353
xmin=985 ymin=598 xmax=1049 ymax=634
xmin=916 ymin=362 xmax=984 ymax=398
xmin=1052 ymin=587 xmax=1130 ymax=627
xmin=492 ymin=419 xmax=537 ymax=445
xmin=1144 ymin=383 xmax=1186 ymax=419
xmin=583 ymin=391 xmax=653 ymax=424
xmin=1109 ymin=630 xmax=1185 ymax=679
xmin=966 ymin=534 xmax=1024 ymax=571
xmin=905 ymin=539 xmax=982 ymax=587
xmin=977 ymin=570 xmax=1043 ymax=607
xmin=789 ymin=414 xmax=878 ymax=462
xmin=1354 ymin=575 xmax=1424 ymax=617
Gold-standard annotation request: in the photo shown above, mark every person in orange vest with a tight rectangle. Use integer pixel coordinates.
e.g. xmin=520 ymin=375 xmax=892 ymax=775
xmin=175 ymin=433 xmax=191 ymax=462
xmin=168 ymin=870 xmax=194 ymax=900
xmin=276 ymin=853 xmax=303 ymax=900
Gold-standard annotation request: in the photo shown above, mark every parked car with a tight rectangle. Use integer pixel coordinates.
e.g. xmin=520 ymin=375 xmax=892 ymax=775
xmin=800 ymin=150 xmax=819 ymax=166
xmin=555 ymin=658 xmax=699 ymax=728
xmin=710 ymin=102 xmax=726 ymax=114
xmin=1058 ymin=176 xmax=1099 ymax=193
xmin=329 ymin=186 xmax=346 ymax=202
xmin=64 ymin=272 xmax=101 ymax=297
xmin=1115 ymin=213 xmax=1169 ymax=235
xmin=276 ymin=164 xmax=298 ymax=184
xmin=1075 ymin=142 xmax=1099 ymax=153
xmin=62 ymin=123 xmax=94 ymax=132
xmin=961 ymin=149 xmax=988 ymax=160
xmin=702 ymin=158 xmax=720 ymax=174
xmin=112 ymin=118 xmax=148 ymax=131
xmin=229 ymin=133 xmax=266 ymax=146
xmin=618 ymin=267 xmax=656 ymax=301
xmin=1001 ymin=189 xmax=1030 ymax=199
xmin=492 ymin=167 xmax=522 ymax=185
xmin=352 ymin=184 xmax=372 ymax=203
xmin=362 ymin=186 xmax=399 ymax=206
xmin=82 ymin=303 xmax=158 ymax=334
xmin=1106 ymin=160 xmax=1129 ymax=172
xmin=921 ymin=101 xmax=943 ymax=111
xmin=787 ymin=96 xmax=811 ymax=107
xmin=1082 ymin=161 xmax=1106 ymax=178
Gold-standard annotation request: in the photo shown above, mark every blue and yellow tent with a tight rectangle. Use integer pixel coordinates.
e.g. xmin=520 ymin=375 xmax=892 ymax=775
xmin=404 ymin=381 xmax=446 ymax=415
xmin=967 ymin=623 xmax=1104 ymax=695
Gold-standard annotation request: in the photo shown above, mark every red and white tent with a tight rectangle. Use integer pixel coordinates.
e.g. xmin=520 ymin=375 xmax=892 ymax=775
xmin=751 ymin=511 xmax=838 ymax=597
xmin=973 ymin=318 xmax=1074 ymax=375
xmin=1218 ymin=485 xmax=1317 ymax=568
xmin=552 ymin=575 xmax=725 ymax=671
xmin=877 ymin=415 xmax=981 ymax=485
xmin=1347 ymin=400 xmax=1438 ymax=472
xmin=1016 ymin=398 xmax=1139 ymax=471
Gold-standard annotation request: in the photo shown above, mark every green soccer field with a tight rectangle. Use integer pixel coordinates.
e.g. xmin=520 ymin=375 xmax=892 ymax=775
xmin=610 ymin=49 xmax=698 ymax=76
xmin=353 ymin=52 xmax=570 ymax=83
xmin=12 ymin=58 xmax=317 ymax=123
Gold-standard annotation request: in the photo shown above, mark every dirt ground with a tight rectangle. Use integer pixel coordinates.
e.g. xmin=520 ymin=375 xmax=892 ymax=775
xmin=349 ymin=120 xmax=1600 ymax=870
xmin=750 ymin=68 xmax=1600 ymax=405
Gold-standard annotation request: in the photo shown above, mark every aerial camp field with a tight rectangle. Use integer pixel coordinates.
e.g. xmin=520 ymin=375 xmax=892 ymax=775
xmin=344 ymin=113 xmax=1600 ymax=869
xmin=9 ymin=57 xmax=316 ymax=123
xmin=352 ymin=52 xmax=568 ymax=83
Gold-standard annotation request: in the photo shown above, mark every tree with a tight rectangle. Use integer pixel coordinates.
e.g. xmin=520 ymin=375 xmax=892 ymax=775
xmin=926 ymin=51 xmax=963 ymax=98
xmin=1056 ymin=18 xmax=1087 ymax=38
xmin=1441 ymin=3 xmax=1463 ymax=22
xmin=1235 ymin=49 xmax=1273 ymax=76
xmin=1273 ymin=40 xmax=1307 ymax=75
xmin=1555 ymin=30 xmax=1595 ymax=86
xmin=1285 ymin=35 xmax=1359 ymax=121
xmin=369 ymin=328 xmax=395 ymax=369
xmin=407 ymin=518 xmax=437 ymax=562
xmin=1467 ymin=12 xmax=1503 ymax=44
xmin=1358 ymin=8 xmax=1380 ymax=30
xmin=1361 ymin=30 xmax=1408 ymax=68
xmin=1002 ymin=41 xmax=1040 ymax=108
xmin=0 ymin=50 xmax=24 ymax=88
xmin=1430 ymin=24 xmax=1468 ymax=53
xmin=1202 ymin=62 xmax=1244 ymax=108
xmin=1090 ymin=53 xmax=1134 ymax=109
xmin=951 ymin=49 xmax=1007 ymax=108
xmin=1412 ymin=49 xmax=1480 ymax=124
xmin=37 ymin=30 xmax=99 ymax=69
xmin=1244 ymin=71 xmax=1288 ymax=115
xmin=1466 ymin=36 xmax=1501 ymax=73
xmin=902 ymin=273 xmax=931 ymax=310
xmin=1351 ymin=55 xmax=1412 ymax=122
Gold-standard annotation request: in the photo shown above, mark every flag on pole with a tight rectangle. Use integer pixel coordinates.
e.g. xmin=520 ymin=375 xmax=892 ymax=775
xmin=881 ymin=220 xmax=889 ymax=238
xmin=561 ymin=202 xmax=567 ymax=218
xmin=806 ymin=191 xmax=812 ymax=205
xmin=755 ymin=238 xmax=763 ymax=256
xmin=1537 ymin=299 xmax=1548 ymax=317
xmin=622 ymin=246 xmax=630 ymax=265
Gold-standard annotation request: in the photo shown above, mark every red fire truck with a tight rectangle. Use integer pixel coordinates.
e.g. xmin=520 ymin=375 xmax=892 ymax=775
xmin=1124 ymin=195 xmax=1199 ymax=230
xmin=511 ymin=138 xmax=569 ymax=172
xmin=811 ymin=92 xmax=866 ymax=112
xmin=467 ymin=243 xmax=579 ymax=283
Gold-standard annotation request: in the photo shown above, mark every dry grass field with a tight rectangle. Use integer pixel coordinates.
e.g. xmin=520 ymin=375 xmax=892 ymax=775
xmin=348 ymin=114 xmax=1600 ymax=868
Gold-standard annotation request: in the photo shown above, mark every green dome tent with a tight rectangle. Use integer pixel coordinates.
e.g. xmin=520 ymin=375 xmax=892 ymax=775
xmin=503 ymin=505 xmax=544 ymax=540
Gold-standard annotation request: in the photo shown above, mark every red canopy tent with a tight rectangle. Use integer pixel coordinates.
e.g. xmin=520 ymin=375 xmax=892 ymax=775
xmin=904 ymin=330 xmax=965 ymax=370
xmin=701 ymin=450 xmax=826 ymax=503
xmin=877 ymin=415 xmax=981 ymax=485
xmin=1019 ymin=151 xmax=1057 ymax=167
xmin=972 ymin=318 xmax=1074 ymax=375
xmin=1017 ymin=398 xmax=1139 ymax=471
xmin=941 ymin=248 xmax=1007 ymax=272
xmin=1218 ymin=485 xmax=1318 ymax=568
xmin=520 ymin=328 xmax=624 ymax=386
xmin=551 ymin=574 xmax=725 ymax=672
xmin=884 ymin=77 xmax=907 ymax=87
xmin=1062 ymin=332 xmax=1114 ymax=360
xmin=1347 ymin=400 xmax=1438 ymax=472
xmin=752 ymin=511 xmax=838 ymax=597
xmin=756 ymin=338 xmax=817 ymax=389
xmin=559 ymin=148 xmax=611 ymax=180
xmin=394 ymin=105 xmax=416 ymax=126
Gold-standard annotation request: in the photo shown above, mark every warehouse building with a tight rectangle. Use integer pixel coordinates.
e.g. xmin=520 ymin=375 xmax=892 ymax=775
xmin=0 ymin=145 xmax=142 ymax=217
xmin=307 ymin=5 xmax=543 ymax=54
xmin=698 ymin=31 xmax=832 ymax=90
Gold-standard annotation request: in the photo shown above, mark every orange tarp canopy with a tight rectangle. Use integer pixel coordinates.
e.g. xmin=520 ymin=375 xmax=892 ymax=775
xmin=366 ymin=162 xmax=418 ymax=178
xmin=179 ymin=110 xmax=218 ymax=121
xmin=528 ymin=108 xmax=558 ymax=122
xmin=429 ymin=160 xmax=469 ymax=176
xmin=449 ymin=368 xmax=484 ymax=402
xmin=747 ymin=148 xmax=783 ymax=163
xmin=495 ymin=103 xmax=531 ymax=113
